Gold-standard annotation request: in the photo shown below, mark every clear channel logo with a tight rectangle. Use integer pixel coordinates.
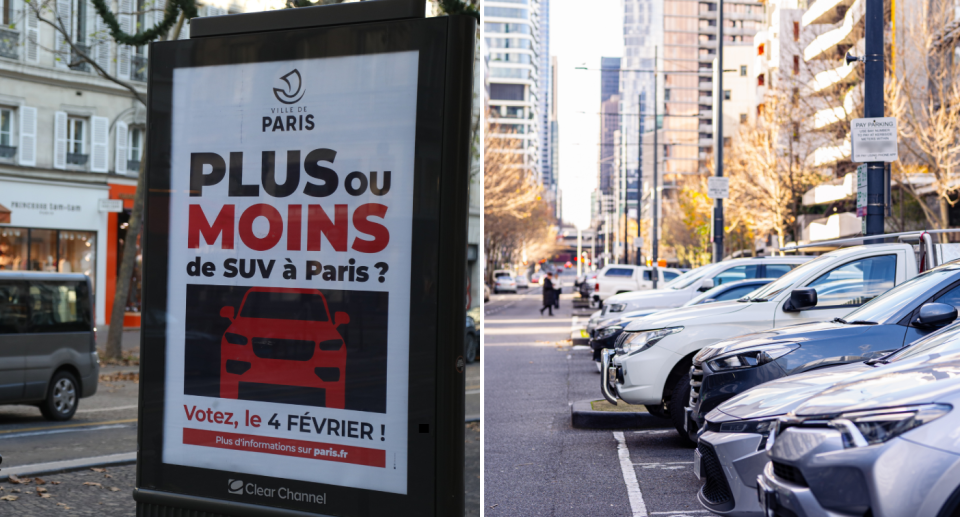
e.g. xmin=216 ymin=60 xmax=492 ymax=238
xmin=273 ymin=69 xmax=305 ymax=105
xmin=228 ymin=479 xmax=243 ymax=494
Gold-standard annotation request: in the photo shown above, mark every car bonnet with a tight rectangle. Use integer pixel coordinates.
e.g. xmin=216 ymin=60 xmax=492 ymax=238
xmin=698 ymin=320 xmax=865 ymax=358
xmin=622 ymin=299 xmax=750 ymax=332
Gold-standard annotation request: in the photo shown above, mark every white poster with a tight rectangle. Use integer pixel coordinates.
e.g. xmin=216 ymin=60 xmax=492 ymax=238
xmin=162 ymin=51 xmax=419 ymax=495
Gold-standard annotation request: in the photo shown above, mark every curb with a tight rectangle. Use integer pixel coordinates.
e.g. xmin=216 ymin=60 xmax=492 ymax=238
xmin=0 ymin=452 xmax=137 ymax=481
xmin=571 ymin=400 xmax=672 ymax=430
xmin=570 ymin=329 xmax=590 ymax=346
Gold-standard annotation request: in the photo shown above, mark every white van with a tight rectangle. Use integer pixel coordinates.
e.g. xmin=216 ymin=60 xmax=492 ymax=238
xmin=601 ymin=243 xmax=919 ymax=439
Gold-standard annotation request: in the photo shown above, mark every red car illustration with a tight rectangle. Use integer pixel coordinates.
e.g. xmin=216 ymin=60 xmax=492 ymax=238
xmin=218 ymin=287 xmax=350 ymax=408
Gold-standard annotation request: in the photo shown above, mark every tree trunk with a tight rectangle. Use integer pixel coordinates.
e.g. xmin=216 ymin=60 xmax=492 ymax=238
xmin=105 ymin=155 xmax=146 ymax=360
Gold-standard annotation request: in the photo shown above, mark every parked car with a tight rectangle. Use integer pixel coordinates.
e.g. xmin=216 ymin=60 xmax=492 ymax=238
xmin=592 ymin=265 xmax=682 ymax=303
xmin=515 ymin=274 xmax=530 ymax=289
xmin=588 ymin=257 xmax=811 ymax=336
xmin=602 ymin=243 xmax=922 ymax=443
xmin=464 ymin=315 xmax=479 ymax=363
xmin=698 ymin=319 xmax=960 ymax=517
xmin=758 ymin=345 xmax=960 ymax=517
xmin=0 ymin=272 xmax=99 ymax=421
xmin=493 ymin=275 xmax=517 ymax=294
xmin=590 ymin=278 xmax=774 ymax=366
xmin=688 ymin=260 xmax=960 ymax=441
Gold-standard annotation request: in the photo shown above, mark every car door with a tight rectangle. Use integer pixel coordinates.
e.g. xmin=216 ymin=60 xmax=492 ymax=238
xmin=0 ymin=280 xmax=27 ymax=402
xmin=774 ymin=254 xmax=898 ymax=327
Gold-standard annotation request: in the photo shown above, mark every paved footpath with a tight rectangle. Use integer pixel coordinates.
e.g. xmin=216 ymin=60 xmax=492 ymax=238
xmin=484 ymin=275 xmax=705 ymax=517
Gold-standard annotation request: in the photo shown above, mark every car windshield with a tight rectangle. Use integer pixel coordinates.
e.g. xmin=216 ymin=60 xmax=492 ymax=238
xmin=841 ymin=268 xmax=960 ymax=324
xmin=885 ymin=321 xmax=960 ymax=362
xmin=667 ymin=266 xmax=712 ymax=290
xmin=240 ymin=291 xmax=329 ymax=321
xmin=745 ymin=255 xmax=835 ymax=301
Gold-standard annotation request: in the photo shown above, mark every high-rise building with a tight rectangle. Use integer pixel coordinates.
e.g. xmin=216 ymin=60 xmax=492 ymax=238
xmin=550 ymin=56 xmax=559 ymax=216
xmin=539 ymin=0 xmax=552 ymax=188
xmin=599 ymin=57 xmax=621 ymax=196
xmin=484 ymin=0 xmax=542 ymax=180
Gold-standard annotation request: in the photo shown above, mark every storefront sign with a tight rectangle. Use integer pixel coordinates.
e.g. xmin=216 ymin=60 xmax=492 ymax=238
xmin=99 ymin=199 xmax=124 ymax=213
xmin=136 ymin=1 xmax=475 ymax=516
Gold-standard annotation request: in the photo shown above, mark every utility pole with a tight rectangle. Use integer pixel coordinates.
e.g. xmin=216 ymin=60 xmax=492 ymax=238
xmin=712 ymin=0 xmax=725 ymax=262
xmin=864 ymin=0 xmax=885 ymax=239
xmin=652 ymin=46 xmax=660 ymax=288
xmin=622 ymin=129 xmax=629 ymax=264
xmin=637 ymin=90 xmax=644 ymax=265
xmin=577 ymin=228 xmax=583 ymax=278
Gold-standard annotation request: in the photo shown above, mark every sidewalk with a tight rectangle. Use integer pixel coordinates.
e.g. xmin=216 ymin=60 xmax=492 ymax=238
xmin=0 ymin=423 xmax=481 ymax=516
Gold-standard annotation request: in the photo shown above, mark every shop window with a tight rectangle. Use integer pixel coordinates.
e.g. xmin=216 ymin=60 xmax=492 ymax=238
xmin=59 ymin=231 xmax=96 ymax=281
xmin=29 ymin=229 xmax=57 ymax=272
xmin=0 ymin=107 xmax=14 ymax=160
xmin=0 ymin=228 xmax=27 ymax=270
xmin=67 ymin=117 xmax=88 ymax=166
xmin=128 ymin=127 xmax=143 ymax=172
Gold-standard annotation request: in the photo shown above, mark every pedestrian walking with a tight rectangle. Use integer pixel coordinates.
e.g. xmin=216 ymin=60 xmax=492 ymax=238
xmin=540 ymin=273 xmax=555 ymax=316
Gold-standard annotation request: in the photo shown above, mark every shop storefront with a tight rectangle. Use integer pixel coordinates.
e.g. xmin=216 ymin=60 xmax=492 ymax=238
xmin=0 ymin=177 xmax=110 ymax=325
xmin=106 ymin=182 xmax=141 ymax=328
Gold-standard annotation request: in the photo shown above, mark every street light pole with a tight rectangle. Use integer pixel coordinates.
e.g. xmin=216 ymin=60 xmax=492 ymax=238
xmin=712 ymin=0 xmax=725 ymax=263
xmin=864 ymin=0 xmax=885 ymax=239
xmin=652 ymin=46 xmax=660 ymax=288
xmin=637 ymin=90 xmax=644 ymax=265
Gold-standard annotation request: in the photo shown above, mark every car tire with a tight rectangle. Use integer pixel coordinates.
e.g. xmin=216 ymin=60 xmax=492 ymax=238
xmin=644 ymin=404 xmax=668 ymax=419
xmin=669 ymin=373 xmax=696 ymax=447
xmin=464 ymin=335 xmax=479 ymax=363
xmin=40 ymin=370 xmax=80 ymax=421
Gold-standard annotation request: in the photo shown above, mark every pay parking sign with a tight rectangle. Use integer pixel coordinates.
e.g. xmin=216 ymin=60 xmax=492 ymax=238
xmin=852 ymin=118 xmax=898 ymax=163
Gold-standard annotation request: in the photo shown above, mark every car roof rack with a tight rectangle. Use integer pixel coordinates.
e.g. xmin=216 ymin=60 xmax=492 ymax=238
xmin=778 ymin=229 xmax=960 ymax=252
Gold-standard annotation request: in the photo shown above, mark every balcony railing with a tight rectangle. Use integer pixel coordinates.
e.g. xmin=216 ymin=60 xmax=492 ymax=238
xmin=67 ymin=153 xmax=89 ymax=165
xmin=0 ymin=145 xmax=17 ymax=159
xmin=0 ymin=27 xmax=19 ymax=60
xmin=69 ymin=44 xmax=90 ymax=72
xmin=132 ymin=54 xmax=148 ymax=82
xmin=127 ymin=159 xmax=141 ymax=173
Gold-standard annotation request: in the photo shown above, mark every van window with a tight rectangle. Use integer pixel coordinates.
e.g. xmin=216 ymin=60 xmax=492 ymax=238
xmin=0 ymin=282 xmax=27 ymax=334
xmin=28 ymin=281 xmax=91 ymax=333
xmin=642 ymin=270 xmax=652 ymax=281
xmin=605 ymin=268 xmax=634 ymax=277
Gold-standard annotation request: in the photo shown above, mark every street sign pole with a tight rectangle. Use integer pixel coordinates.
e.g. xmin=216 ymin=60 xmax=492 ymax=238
xmin=652 ymin=46 xmax=659 ymax=288
xmin=713 ymin=0 xmax=725 ymax=263
xmin=636 ymin=91 xmax=643 ymax=265
xmin=135 ymin=2 xmax=475 ymax=516
xmin=864 ymin=0 xmax=885 ymax=240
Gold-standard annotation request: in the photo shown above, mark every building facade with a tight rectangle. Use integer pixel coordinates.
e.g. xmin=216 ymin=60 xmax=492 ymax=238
xmin=538 ymin=0 xmax=551 ymax=189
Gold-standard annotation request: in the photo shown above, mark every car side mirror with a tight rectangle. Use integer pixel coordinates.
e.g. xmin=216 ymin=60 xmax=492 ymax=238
xmin=699 ymin=278 xmax=715 ymax=292
xmin=219 ymin=306 xmax=235 ymax=321
xmin=335 ymin=312 xmax=350 ymax=328
xmin=916 ymin=303 xmax=958 ymax=328
xmin=783 ymin=288 xmax=817 ymax=312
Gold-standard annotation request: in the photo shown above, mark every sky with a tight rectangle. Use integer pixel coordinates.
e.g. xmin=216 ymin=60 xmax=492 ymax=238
xmin=552 ymin=0 xmax=624 ymax=230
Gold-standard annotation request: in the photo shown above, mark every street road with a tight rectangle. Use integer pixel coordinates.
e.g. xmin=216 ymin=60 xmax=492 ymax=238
xmin=484 ymin=271 xmax=706 ymax=517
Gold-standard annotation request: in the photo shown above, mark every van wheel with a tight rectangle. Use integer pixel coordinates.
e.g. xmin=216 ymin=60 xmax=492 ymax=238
xmin=669 ymin=373 xmax=696 ymax=447
xmin=40 ymin=371 xmax=79 ymax=421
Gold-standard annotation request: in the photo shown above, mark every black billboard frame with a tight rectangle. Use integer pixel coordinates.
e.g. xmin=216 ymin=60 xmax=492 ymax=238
xmin=134 ymin=5 xmax=476 ymax=516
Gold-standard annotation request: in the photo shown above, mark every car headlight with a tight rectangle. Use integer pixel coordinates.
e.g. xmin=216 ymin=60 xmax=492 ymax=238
xmin=615 ymin=327 xmax=683 ymax=356
xmin=694 ymin=346 xmax=723 ymax=364
xmin=608 ymin=303 xmax=626 ymax=313
xmin=718 ymin=418 xmax=778 ymax=435
xmin=830 ymin=404 xmax=951 ymax=448
xmin=596 ymin=325 xmax=623 ymax=340
xmin=706 ymin=343 xmax=799 ymax=372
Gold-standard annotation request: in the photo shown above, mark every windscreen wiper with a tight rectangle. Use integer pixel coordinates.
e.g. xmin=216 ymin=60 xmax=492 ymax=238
xmin=846 ymin=320 xmax=878 ymax=325
xmin=833 ymin=317 xmax=847 ymax=324
xmin=865 ymin=357 xmax=890 ymax=366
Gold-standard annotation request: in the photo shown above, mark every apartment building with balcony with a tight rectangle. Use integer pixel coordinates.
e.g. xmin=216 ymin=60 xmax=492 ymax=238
xmin=485 ymin=0 xmax=542 ymax=180
xmin=0 ymin=0 xmax=270 ymax=329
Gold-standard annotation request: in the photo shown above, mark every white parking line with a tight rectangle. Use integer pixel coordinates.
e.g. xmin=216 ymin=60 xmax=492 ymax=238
xmin=649 ymin=511 xmax=712 ymax=515
xmin=0 ymin=424 xmax=131 ymax=440
xmin=614 ymin=431 xmax=648 ymax=517
xmin=76 ymin=404 xmax=139 ymax=413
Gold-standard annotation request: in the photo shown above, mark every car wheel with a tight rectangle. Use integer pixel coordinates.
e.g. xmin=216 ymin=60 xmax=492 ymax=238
xmin=669 ymin=373 xmax=696 ymax=447
xmin=464 ymin=335 xmax=479 ymax=363
xmin=40 ymin=371 xmax=79 ymax=421
xmin=644 ymin=403 xmax=668 ymax=419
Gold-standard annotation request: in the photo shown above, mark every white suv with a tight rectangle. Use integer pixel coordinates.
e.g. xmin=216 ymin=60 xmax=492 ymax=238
xmin=593 ymin=265 xmax=682 ymax=303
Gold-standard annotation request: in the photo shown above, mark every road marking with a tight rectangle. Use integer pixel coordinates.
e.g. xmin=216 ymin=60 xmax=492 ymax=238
xmin=76 ymin=404 xmax=139 ymax=413
xmin=649 ymin=511 xmax=713 ymax=515
xmin=633 ymin=430 xmax=672 ymax=435
xmin=634 ymin=461 xmax=692 ymax=470
xmin=614 ymin=431 xmax=648 ymax=517
xmin=0 ymin=418 xmax=137 ymax=435
xmin=0 ymin=424 xmax=132 ymax=440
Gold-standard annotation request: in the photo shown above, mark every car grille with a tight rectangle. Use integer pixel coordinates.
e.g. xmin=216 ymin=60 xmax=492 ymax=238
xmin=689 ymin=365 xmax=703 ymax=407
xmin=698 ymin=441 xmax=733 ymax=506
xmin=772 ymin=461 xmax=808 ymax=487
xmin=252 ymin=338 xmax=315 ymax=361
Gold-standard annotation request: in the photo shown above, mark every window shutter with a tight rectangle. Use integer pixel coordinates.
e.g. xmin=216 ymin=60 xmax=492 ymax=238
xmin=114 ymin=121 xmax=128 ymax=174
xmin=117 ymin=0 xmax=133 ymax=79
xmin=88 ymin=0 xmax=110 ymax=72
xmin=54 ymin=0 xmax=72 ymax=69
xmin=23 ymin=0 xmax=40 ymax=63
xmin=17 ymin=106 xmax=37 ymax=167
xmin=90 ymin=115 xmax=109 ymax=172
xmin=54 ymin=111 xmax=68 ymax=170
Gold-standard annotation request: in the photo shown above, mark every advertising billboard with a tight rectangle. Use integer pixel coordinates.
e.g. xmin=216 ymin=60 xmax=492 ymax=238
xmin=135 ymin=2 xmax=475 ymax=516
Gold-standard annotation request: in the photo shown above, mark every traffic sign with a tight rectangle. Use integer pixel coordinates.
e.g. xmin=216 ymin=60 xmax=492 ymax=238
xmin=707 ymin=177 xmax=729 ymax=199
xmin=851 ymin=117 xmax=898 ymax=162
xmin=136 ymin=1 xmax=476 ymax=515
